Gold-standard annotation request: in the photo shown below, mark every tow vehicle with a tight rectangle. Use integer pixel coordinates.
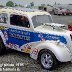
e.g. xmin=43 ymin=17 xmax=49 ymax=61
xmin=0 ymin=7 xmax=72 ymax=70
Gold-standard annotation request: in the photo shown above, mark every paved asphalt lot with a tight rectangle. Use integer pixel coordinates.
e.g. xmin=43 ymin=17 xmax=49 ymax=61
xmin=52 ymin=15 xmax=72 ymax=24
xmin=0 ymin=15 xmax=72 ymax=72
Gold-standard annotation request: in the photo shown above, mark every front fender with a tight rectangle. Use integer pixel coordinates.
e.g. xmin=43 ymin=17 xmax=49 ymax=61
xmin=30 ymin=41 xmax=71 ymax=62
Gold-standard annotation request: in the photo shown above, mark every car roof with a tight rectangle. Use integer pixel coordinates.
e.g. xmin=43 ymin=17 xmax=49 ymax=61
xmin=0 ymin=7 xmax=50 ymax=16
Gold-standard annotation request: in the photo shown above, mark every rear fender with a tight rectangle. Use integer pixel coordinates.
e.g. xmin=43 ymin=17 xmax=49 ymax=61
xmin=0 ymin=30 xmax=7 ymax=46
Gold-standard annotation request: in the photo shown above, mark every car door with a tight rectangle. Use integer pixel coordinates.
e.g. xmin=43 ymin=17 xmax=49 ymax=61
xmin=7 ymin=14 xmax=32 ymax=51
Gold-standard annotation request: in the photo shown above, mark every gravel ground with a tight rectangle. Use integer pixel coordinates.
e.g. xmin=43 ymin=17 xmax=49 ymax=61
xmin=1 ymin=15 xmax=72 ymax=72
xmin=1 ymin=49 xmax=72 ymax=72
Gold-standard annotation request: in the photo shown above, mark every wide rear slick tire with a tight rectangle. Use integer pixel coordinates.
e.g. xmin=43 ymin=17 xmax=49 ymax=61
xmin=38 ymin=49 xmax=58 ymax=70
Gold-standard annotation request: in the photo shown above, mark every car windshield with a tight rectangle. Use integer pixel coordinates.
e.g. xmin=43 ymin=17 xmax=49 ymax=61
xmin=32 ymin=15 xmax=53 ymax=28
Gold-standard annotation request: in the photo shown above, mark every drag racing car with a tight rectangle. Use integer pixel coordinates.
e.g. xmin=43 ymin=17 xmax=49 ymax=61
xmin=0 ymin=7 xmax=72 ymax=70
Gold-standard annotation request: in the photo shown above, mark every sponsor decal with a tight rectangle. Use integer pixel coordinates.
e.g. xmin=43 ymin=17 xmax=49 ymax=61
xmin=45 ymin=34 xmax=59 ymax=40
xmin=38 ymin=34 xmax=46 ymax=41
xmin=13 ymin=44 xmax=19 ymax=49
xmin=4 ymin=31 xmax=8 ymax=40
xmin=0 ymin=26 xmax=5 ymax=30
xmin=21 ymin=44 xmax=31 ymax=53
xmin=9 ymin=33 xmax=30 ymax=41
xmin=8 ymin=43 xmax=13 ymax=48
xmin=8 ymin=28 xmax=30 ymax=41
xmin=8 ymin=43 xmax=19 ymax=49
xmin=32 ymin=48 xmax=38 ymax=55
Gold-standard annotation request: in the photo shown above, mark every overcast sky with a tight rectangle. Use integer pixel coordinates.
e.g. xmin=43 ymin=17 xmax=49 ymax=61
xmin=0 ymin=0 xmax=72 ymax=6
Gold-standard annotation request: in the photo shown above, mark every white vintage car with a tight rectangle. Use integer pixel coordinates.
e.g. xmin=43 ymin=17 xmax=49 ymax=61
xmin=0 ymin=7 xmax=72 ymax=70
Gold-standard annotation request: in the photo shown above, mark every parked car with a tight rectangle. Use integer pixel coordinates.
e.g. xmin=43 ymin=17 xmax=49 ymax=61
xmin=0 ymin=7 xmax=72 ymax=70
xmin=65 ymin=9 xmax=72 ymax=15
xmin=60 ymin=8 xmax=67 ymax=15
xmin=52 ymin=8 xmax=62 ymax=15
xmin=53 ymin=7 xmax=72 ymax=15
xmin=68 ymin=23 xmax=72 ymax=31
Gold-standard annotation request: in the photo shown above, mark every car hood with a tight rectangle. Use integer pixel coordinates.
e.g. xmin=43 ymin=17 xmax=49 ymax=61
xmin=34 ymin=23 xmax=68 ymax=35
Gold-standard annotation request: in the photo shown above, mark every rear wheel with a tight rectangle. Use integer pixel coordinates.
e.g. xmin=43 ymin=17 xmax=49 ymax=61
xmin=38 ymin=49 xmax=58 ymax=70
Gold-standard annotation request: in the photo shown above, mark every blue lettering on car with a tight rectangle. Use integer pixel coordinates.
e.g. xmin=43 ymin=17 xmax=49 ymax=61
xmin=1 ymin=28 xmax=67 ymax=47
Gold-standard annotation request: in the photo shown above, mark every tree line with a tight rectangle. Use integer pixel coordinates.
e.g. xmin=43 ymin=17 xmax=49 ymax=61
xmin=0 ymin=1 xmax=34 ymax=7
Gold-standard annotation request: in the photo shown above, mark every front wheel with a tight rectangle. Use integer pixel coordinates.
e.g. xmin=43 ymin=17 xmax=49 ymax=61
xmin=38 ymin=49 xmax=58 ymax=70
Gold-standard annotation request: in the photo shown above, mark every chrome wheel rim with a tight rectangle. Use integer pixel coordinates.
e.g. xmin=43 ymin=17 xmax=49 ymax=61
xmin=41 ymin=52 xmax=53 ymax=69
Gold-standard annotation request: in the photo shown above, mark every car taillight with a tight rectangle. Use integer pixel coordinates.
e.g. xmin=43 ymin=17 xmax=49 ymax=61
xmin=70 ymin=34 xmax=72 ymax=41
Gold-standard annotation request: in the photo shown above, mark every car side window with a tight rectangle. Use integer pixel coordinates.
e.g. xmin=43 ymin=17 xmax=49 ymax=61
xmin=10 ymin=14 xmax=30 ymax=28
xmin=0 ymin=13 xmax=8 ymax=23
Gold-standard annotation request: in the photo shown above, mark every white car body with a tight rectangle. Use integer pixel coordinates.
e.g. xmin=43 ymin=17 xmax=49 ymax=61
xmin=0 ymin=7 xmax=72 ymax=63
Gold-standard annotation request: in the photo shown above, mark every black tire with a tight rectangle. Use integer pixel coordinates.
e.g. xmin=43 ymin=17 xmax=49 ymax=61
xmin=58 ymin=14 xmax=61 ymax=16
xmin=63 ymin=13 xmax=66 ymax=16
xmin=38 ymin=49 xmax=58 ymax=70
xmin=0 ymin=37 xmax=6 ymax=55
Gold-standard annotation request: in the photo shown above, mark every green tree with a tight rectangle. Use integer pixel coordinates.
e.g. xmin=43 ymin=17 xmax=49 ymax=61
xmin=18 ymin=4 xmax=24 ymax=7
xmin=6 ymin=1 xmax=14 ymax=7
xmin=30 ymin=2 xmax=34 ymax=7
xmin=15 ymin=3 xmax=18 ymax=7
